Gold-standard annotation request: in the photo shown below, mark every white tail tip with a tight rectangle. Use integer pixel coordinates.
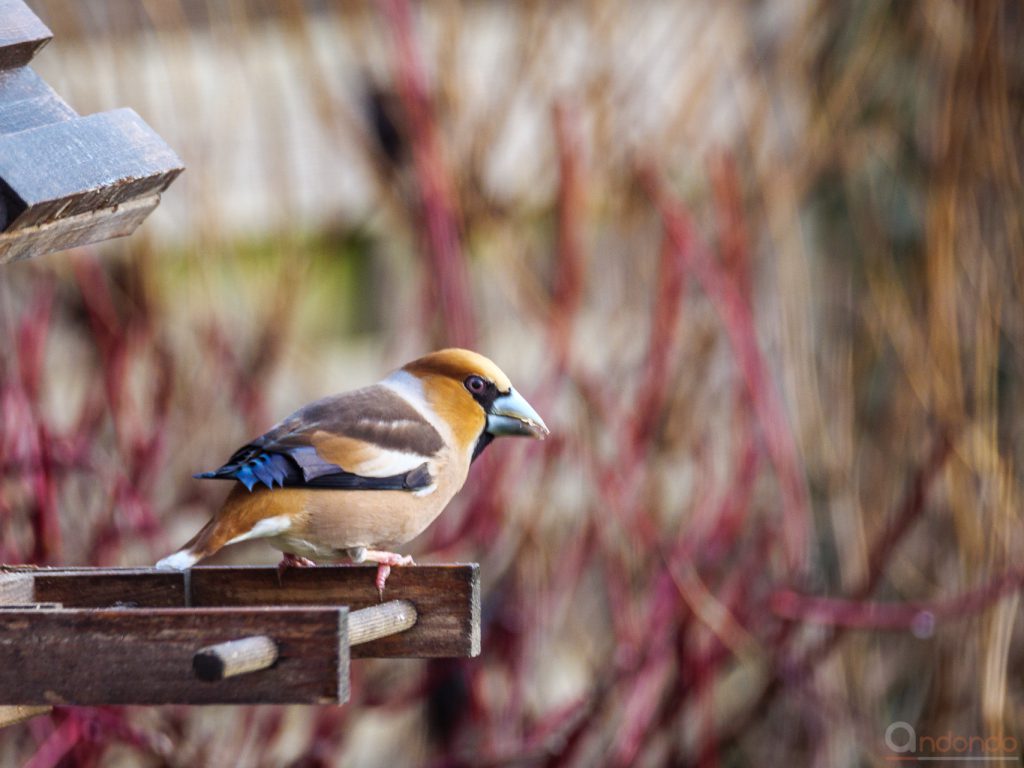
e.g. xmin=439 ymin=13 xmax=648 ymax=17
xmin=155 ymin=550 xmax=200 ymax=571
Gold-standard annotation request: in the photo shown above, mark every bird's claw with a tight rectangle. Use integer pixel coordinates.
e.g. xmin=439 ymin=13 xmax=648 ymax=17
xmin=277 ymin=552 xmax=316 ymax=585
xmin=372 ymin=553 xmax=415 ymax=601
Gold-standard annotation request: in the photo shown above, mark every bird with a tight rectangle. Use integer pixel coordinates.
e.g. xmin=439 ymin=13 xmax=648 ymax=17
xmin=156 ymin=348 xmax=548 ymax=595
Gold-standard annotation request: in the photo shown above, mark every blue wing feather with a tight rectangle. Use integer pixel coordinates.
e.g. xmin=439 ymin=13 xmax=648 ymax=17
xmin=194 ymin=443 xmax=431 ymax=493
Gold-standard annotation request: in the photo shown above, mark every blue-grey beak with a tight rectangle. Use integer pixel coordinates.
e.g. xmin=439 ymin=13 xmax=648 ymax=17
xmin=486 ymin=388 xmax=549 ymax=439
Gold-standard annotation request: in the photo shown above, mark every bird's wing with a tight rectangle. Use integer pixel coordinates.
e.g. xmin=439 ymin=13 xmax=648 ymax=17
xmin=195 ymin=384 xmax=444 ymax=492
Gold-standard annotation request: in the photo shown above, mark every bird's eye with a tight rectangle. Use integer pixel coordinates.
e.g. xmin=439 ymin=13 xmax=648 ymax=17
xmin=465 ymin=375 xmax=487 ymax=395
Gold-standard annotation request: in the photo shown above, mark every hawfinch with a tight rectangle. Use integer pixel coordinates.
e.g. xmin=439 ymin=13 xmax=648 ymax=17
xmin=156 ymin=349 xmax=548 ymax=593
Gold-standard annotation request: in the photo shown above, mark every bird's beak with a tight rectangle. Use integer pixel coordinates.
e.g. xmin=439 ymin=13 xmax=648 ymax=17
xmin=486 ymin=388 xmax=549 ymax=439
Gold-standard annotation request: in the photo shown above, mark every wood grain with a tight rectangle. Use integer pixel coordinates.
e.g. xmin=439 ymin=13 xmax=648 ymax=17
xmin=189 ymin=565 xmax=480 ymax=658
xmin=348 ymin=600 xmax=417 ymax=646
xmin=31 ymin=566 xmax=185 ymax=607
xmin=0 ymin=194 xmax=161 ymax=264
xmin=0 ymin=66 xmax=75 ymax=135
xmin=0 ymin=108 xmax=183 ymax=231
xmin=17 ymin=564 xmax=480 ymax=658
xmin=0 ymin=570 xmax=49 ymax=727
xmin=0 ymin=607 xmax=348 ymax=705
xmin=0 ymin=0 xmax=51 ymax=71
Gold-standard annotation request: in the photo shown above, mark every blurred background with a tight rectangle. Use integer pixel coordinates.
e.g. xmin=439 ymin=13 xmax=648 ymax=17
xmin=1 ymin=0 xmax=1022 ymax=765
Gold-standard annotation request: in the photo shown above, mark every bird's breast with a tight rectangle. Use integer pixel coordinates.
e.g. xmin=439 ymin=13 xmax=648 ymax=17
xmin=288 ymin=446 xmax=470 ymax=551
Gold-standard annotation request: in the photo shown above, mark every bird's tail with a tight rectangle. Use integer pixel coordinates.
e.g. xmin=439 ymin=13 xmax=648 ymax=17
xmin=155 ymin=517 xmax=218 ymax=570
xmin=155 ymin=484 xmax=294 ymax=570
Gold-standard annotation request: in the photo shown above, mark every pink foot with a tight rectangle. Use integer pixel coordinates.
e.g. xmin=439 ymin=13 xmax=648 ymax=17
xmin=277 ymin=552 xmax=316 ymax=584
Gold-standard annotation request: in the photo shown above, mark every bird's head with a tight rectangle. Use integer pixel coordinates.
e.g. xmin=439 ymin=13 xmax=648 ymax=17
xmin=401 ymin=348 xmax=548 ymax=458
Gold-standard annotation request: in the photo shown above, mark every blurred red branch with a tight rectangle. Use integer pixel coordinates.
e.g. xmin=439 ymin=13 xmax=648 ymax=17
xmin=381 ymin=0 xmax=476 ymax=349
xmin=639 ymin=163 xmax=812 ymax=574
xmin=770 ymin=566 xmax=1024 ymax=629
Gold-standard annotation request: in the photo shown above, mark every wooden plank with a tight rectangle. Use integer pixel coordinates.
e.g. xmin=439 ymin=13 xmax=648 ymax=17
xmin=0 ymin=193 xmax=160 ymax=264
xmin=0 ymin=606 xmax=348 ymax=705
xmin=0 ymin=108 xmax=183 ymax=231
xmin=190 ymin=565 xmax=480 ymax=658
xmin=0 ymin=66 xmax=76 ymax=135
xmin=17 ymin=565 xmax=481 ymax=658
xmin=32 ymin=567 xmax=185 ymax=608
xmin=0 ymin=0 xmax=51 ymax=71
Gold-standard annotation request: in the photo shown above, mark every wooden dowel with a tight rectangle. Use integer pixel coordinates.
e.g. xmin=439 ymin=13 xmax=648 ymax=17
xmin=348 ymin=600 xmax=417 ymax=646
xmin=0 ymin=574 xmax=34 ymax=604
xmin=193 ymin=635 xmax=279 ymax=682
xmin=0 ymin=706 xmax=51 ymax=729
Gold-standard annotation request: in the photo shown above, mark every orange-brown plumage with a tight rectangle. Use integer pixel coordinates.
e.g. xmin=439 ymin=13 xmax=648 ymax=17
xmin=156 ymin=349 xmax=547 ymax=591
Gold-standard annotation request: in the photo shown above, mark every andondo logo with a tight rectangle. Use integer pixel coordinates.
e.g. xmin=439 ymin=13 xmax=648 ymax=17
xmin=885 ymin=721 xmax=1020 ymax=762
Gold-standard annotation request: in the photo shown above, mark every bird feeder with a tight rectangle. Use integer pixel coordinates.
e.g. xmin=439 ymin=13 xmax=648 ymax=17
xmin=0 ymin=0 xmax=183 ymax=264
xmin=0 ymin=564 xmax=480 ymax=727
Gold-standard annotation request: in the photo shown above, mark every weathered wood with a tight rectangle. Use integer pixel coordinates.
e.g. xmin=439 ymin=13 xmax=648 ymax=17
xmin=0 ymin=108 xmax=183 ymax=231
xmin=0 ymin=570 xmax=49 ymax=727
xmin=21 ymin=564 xmax=480 ymax=658
xmin=193 ymin=634 xmax=279 ymax=682
xmin=0 ymin=194 xmax=161 ymax=264
xmin=0 ymin=607 xmax=349 ymax=705
xmin=0 ymin=66 xmax=76 ymax=135
xmin=348 ymin=600 xmax=417 ymax=646
xmin=190 ymin=565 xmax=480 ymax=658
xmin=0 ymin=0 xmax=51 ymax=71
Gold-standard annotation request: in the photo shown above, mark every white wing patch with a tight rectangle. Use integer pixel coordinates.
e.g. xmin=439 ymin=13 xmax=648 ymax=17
xmin=347 ymin=446 xmax=432 ymax=478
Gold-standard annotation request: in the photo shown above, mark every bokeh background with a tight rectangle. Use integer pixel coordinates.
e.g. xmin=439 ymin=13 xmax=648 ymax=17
xmin=1 ymin=1 xmax=1023 ymax=765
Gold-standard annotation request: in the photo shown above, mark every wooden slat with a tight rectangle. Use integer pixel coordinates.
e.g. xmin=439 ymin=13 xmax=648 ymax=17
xmin=190 ymin=565 xmax=480 ymax=658
xmin=32 ymin=567 xmax=185 ymax=608
xmin=0 ymin=108 xmax=183 ymax=231
xmin=0 ymin=0 xmax=51 ymax=71
xmin=18 ymin=565 xmax=481 ymax=658
xmin=0 ymin=193 xmax=161 ymax=264
xmin=0 ymin=66 xmax=75 ymax=135
xmin=0 ymin=607 xmax=348 ymax=705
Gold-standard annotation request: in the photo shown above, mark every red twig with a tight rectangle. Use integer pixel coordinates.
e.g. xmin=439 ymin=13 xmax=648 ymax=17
xmin=639 ymin=164 xmax=812 ymax=574
xmin=380 ymin=0 xmax=476 ymax=348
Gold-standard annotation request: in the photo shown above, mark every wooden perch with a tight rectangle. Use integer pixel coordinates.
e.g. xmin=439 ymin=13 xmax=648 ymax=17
xmin=191 ymin=600 xmax=419 ymax=682
xmin=0 ymin=564 xmax=478 ymax=722
xmin=0 ymin=0 xmax=183 ymax=264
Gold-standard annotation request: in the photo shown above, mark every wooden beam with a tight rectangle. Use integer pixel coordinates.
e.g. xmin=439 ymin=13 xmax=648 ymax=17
xmin=0 ymin=0 xmax=51 ymax=71
xmin=0 ymin=606 xmax=349 ymax=705
xmin=0 ymin=108 xmax=182 ymax=231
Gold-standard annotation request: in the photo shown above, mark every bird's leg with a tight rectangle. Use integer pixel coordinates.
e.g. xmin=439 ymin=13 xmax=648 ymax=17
xmin=348 ymin=547 xmax=415 ymax=599
xmin=277 ymin=552 xmax=316 ymax=585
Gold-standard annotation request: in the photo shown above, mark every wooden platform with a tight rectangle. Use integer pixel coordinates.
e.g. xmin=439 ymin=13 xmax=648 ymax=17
xmin=0 ymin=564 xmax=479 ymax=724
